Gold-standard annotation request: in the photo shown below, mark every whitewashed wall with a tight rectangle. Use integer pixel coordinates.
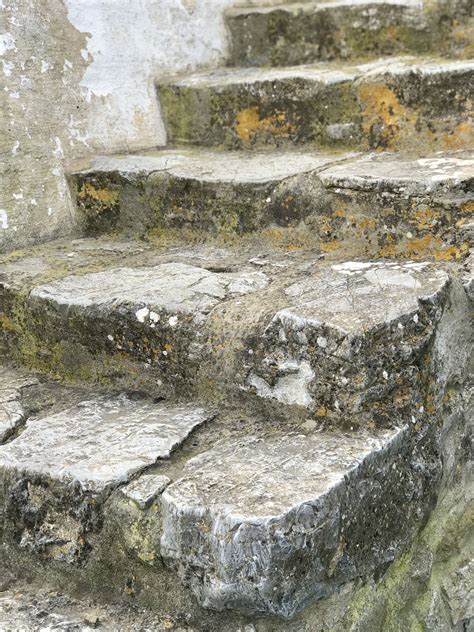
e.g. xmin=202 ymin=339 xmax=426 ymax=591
xmin=1 ymin=0 xmax=282 ymax=252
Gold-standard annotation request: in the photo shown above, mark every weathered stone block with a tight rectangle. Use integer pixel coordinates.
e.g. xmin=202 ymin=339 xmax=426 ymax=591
xmin=26 ymin=263 xmax=268 ymax=398
xmin=226 ymin=1 xmax=437 ymax=67
xmin=0 ymin=396 xmax=211 ymax=564
xmin=161 ymin=424 xmax=441 ymax=617
xmin=158 ymin=58 xmax=474 ymax=151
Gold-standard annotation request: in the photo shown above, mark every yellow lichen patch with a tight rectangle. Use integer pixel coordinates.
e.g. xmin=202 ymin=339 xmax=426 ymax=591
xmin=235 ymin=106 xmax=294 ymax=143
xmin=404 ymin=234 xmax=467 ymax=261
xmin=461 ymin=201 xmax=474 ymax=214
xmin=320 ymin=239 xmax=342 ymax=253
xmin=315 ymin=406 xmax=327 ymax=417
xmin=358 ymin=83 xmax=417 ymax=149
xmin=442 ymin=120 xmax=474 ymax=150
xmin=413 ymin=207 xmax=440 ymax=231
xmin=78 ymin=182 xmax=119 ymax=206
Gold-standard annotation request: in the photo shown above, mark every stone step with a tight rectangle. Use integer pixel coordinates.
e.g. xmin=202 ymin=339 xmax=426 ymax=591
xmin=0 ymin=383 xmax=212 ymax=568
xmin=226 ymin=0 xmax=439 ymax=67
xmin=0 ymin=358 xmax=470 ymax=621
xmin=161 ymin=424 xmax=438 ymax=617
xmin=1 ymin=240 xmax=471 ymax=427
xmin=69 ymin=149 xmax=473 ymax=261
xmin=158 ymin=57 xmax=474 ymax=151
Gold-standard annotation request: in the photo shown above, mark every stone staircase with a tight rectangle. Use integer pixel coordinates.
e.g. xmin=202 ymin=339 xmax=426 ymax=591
xmin=1 ymin=1 xmax=473 ymax=630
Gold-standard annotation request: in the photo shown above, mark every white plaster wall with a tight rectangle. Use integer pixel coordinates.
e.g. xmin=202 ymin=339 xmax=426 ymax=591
xmin=1 ymin=0 xmax=281 ymax=252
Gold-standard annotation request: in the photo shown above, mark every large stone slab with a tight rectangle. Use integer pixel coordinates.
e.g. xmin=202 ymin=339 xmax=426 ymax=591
xmin=26 ymin=262 xmax=268 ymax=398
xmin=0 ymin=395 xmax=211 ymax=563
xmin=226 ymin=0 xmax=438 ymax=67
xmin=161 ymin=423 xmax=441 ymax=617
xmin=159 ymin=57 xmax=474 ymax=151
xmin=313 ymin=150 xmax=474 ymax=260
xmin=69 ymin=148 xmax=346 ymax=236
xmin=210 ymin=260 xmax=453 ymax=426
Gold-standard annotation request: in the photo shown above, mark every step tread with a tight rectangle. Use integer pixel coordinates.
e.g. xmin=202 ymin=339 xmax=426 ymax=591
xmin=71 ymin=148 xmax=348 ymax=184
xmin=166 ymin=56 xmax=474 ymax=89
xmin=227 ymin=0 xmax=422 ymax=17
xmin=0 ymin=393 xmax=211 ymax=494
xmin=72 ymin=148 xmax=474 ymax=192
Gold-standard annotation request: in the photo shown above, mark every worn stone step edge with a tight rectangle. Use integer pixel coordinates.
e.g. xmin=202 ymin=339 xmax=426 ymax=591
xmin=69 ymin=148 xmax=474 ymax=261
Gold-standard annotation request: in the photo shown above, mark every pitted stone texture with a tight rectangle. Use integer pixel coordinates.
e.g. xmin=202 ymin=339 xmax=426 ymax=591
xmin=162 ymin=424 xmax=441 ymax=617
xmin=0 ymin=396 xmax=211 ymax=564
xmin=70 ymin=149 xmax=346 ymax=236
xmin=0 ymin=368 xmax=38 ymax=443
xmin=159 ymin=57 xmax=474 ymax=151
xmin=227 ymin=0 xmax=433 ymax=67
xmin=245 ymin=261 xmax=449 ymax=426
xmin=27 ymin=263 xmax=268 ymax=398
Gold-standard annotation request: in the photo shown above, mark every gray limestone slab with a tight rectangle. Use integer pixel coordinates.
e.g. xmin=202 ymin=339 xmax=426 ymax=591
xmin=30 ymin=262 xmax=268 ymax=320
xmin=318 ymin=151 xmax=474 ymax=195
xmin=75 ymin=149 xmax=347 ymax=185
xmin=161 ymin=423 xmax=441 ymax=617
xmin=167 ymin=57 xmax=473 ymax=90
xmin=0 ymin=396 xmax=211 ymax=493
xmin=245 ymin=261 xmax=450 ymax=419
xmin=121 ymin=473 xmax=172 ymax=510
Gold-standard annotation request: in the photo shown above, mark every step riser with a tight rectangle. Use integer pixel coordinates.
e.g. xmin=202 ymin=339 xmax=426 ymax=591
xmin=227 ymin=6 xmax=473 ymax=67
xmin=227 ymin=5 xmax=435 ymax=67
xmin=159 ymin=68 xmax=474 ymax=151
xmin=70 ymin=166 xmax=473 ymax=262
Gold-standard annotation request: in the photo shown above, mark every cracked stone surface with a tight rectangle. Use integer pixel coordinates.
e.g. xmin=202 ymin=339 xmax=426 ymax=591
xmin=31 ymin=262 xmax=268 ymax=318
xmin=319 ymin=150 xmax=474 ymax=195
xmin=242 ymin=260 xmax=451 ymax=425
xmin=0 ymin=395 xmax=212 ymax=563
xmin=161 ymin=424 xmax=441 ymax=617
xmin=0 ymin=368 xmax=38 ymax=443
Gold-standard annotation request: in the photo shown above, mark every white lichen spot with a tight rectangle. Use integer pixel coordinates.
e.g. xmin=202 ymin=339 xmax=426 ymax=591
xmin=168 ymin=315 xmax=178 ymax=327
xmin=41 ymin=60 xmax=51 ymax=74
xmin=0 ymin=33 xmax=16 ymax=55
xmin=107 ymin=334 xmax=114 ymax=341
xmin=136 ymin=307 xmax=149 ymax=323
xmin=413 ymin=313 xmax=419 ymax=324
xmin=149 ymin=311 xmax=160 ymax=323
xmin=382 ymin=370 xmax=388 ymax=380
xmin=11 ymin=140 xmax=19 ymax=155
xmin=2 ymin=59 xmax=14 ymax=77
xmin=12 ymin=192 xmax=23 ymax=200
xmin=53 ymin=137 xmax=64 ymax=159
xmin=0 ymin=210 xmax=8 ymax=229
xmin=47 ymin=207 xmax=53 ymax=216
xmin=317 ymin=336 xmax=328 ymax=348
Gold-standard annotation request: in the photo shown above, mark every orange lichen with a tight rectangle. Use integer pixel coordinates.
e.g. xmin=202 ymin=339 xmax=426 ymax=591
xmin=413 ymin=207 xmax=440 ymax=230
xmin=320 ymin=240 xmax=342 ymax=253
xmin=359 ymin=83 xmax=417 ymax=150
xmin=235 ymin=106 xmax=294 ymax=143
xmin=78 ymin=182 xmax=119 ymax=206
